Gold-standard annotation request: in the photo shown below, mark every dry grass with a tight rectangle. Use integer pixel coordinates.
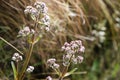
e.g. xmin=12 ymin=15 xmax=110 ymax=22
xmin=0 ymin=0 xmax=120 ymax=80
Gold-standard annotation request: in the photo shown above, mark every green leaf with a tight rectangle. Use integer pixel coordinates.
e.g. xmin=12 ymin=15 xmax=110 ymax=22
xmin=11 ymin=61 xmax=17 ymax=80
xmin=64 ymin=68 xmax=78 ymax=78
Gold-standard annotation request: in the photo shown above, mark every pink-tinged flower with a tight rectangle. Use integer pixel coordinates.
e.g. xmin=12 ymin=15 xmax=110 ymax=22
xmin=62 ymin=40 xmax=85 ymax=54
xmin=18 ymin=26 xmax=30 ymax=37
xmin=34 ymin=1 xmax=48 ymax=14
xmin=47 ymin=58 xmax=60 ymax=69
xmin=62 ymin=40 xmax=85 ymax=65
xmin=47 ymin=58 xmax=56 ymax=67
xmin=79 ymin=46 xmax=85 ymax=53
xmin=77 ymin=56 xmax=84 ymax=63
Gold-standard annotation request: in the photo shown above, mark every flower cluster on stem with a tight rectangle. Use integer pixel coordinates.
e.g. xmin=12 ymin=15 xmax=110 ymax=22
xmin=47 ymin=40 xmax=85 ymax=80
xmin=10 ymin=1 xmax=50 ymax=80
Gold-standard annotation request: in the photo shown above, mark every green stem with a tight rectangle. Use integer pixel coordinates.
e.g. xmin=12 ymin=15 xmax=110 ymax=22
xmin=18 ymin=43 xmax=34 ymax=80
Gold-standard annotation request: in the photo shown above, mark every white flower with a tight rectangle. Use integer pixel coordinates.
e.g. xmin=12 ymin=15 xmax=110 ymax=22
xmin=46 ymin=76 xmax=52 ymax=80
xmin=34 ymin=1 xmax=48 ymax=14
xmin=45 ymin=27 xmax=50 ymax=31
xmin=26 ymin=66 xmax=34 ymax=73
xmin=18 ymin=26 xmax=30 ymax=37
xmin=12 ymin=53 xmax=23 ymax=62
xmin=30 ymin=7 xmax=38 ymax=16
xmin=79 ymin=46 xmax=85 ymax=53
xmin=31 ymin=29 xmax=35 ymax=34
xmin=53 ymin=63 xmax=60 ymax=69
xmin=47 ymin=58 xmax=56 ymax=67
xmin=24 ymin=6 xmax=33 ymax=14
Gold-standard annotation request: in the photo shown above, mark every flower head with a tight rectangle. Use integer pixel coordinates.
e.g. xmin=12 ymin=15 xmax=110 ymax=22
xmin=24 ymin=6 xmax=33 ymax=14
xmin=62 ymin=40 xmax=85 ymax=66
xmin=26 ymin=66 xmax=34 ymax=73
xmin=34 ymin=1 xmax=48 ymax=14
xmin=18 ymin=26 xmax=35 ymax=37
xmin=62 ymin=40 xmax=85 ymax=54
xmin=47 ymin=58 xmax=59 ymax=69
xmin=18 ymin=26 xmax=30 ymax=37
xmin=41 ymin=15 xmax=50 ymax=31
xmin=12 ymin=53 xmax=23 ymax=62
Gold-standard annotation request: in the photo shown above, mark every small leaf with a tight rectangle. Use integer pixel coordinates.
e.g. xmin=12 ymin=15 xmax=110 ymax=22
xmin=33 ymin=37 xmax=40 ymax=44
xmin=63 ymin=68 xmax=78 ymax=77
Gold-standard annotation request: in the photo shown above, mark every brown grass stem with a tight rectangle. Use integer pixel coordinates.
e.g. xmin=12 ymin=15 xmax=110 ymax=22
xmin=0 ymin=36 xmax=24 ymax=55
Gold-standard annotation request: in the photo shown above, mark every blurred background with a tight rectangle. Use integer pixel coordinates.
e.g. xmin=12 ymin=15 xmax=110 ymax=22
xmin=0 ymin=0 xmax=120 ymax=80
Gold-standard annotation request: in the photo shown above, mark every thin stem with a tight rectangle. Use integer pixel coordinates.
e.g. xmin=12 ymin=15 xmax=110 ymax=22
xmin=18 ymin=11 xmax=40 ymax=80
xmin=18 ymin=43 xmax=34 ymax=80
xmin=0 ymin=36 xmax=24 ymax=55
xmin=54 ymin=68 xmax=61 ymax=76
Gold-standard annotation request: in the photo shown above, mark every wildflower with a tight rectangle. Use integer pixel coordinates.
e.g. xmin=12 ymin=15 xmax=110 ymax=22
xmin=62 ymin=40 xmax=85 ymax=66
xmin=24 ymin=6 xmax=33 ymax=14
xmin=45 ymin=27 xmax=50 ymax=31
xmin=77 ymin=56 xmax=84 ymax=63
xmin=46 ymin=76 xmax=52 ymax=80
xmin=43 ymin=15 xmax=50 ymax=22
xmin=18 ymin=26 xmax=30 ymax=37
xmin=34 ymin=1 xmax=48 ymax=14
xmin=30 ymin=7 xmax=38 ymax=16
xmin=62 ymin=40 xmax=85 ymax=54
xmin=47 ymin=58 xmax=59 ymax=69
xmin=47 ymin=58 xmax=56 ymax=67
xmin=63 ymin=54 xmax=72 ymax=66
xmin=26 ymin=66 xmax=34 ymax=73
xmin=12 ymin=53 xmax=23 ymax=62
xmin=31 ymin=29 xmax=35 ymax=34
xmin=53 ymin=63 xmax=60 ymax=69
xmin=18 ymin=26 xmax=35 ymax=37
xmin=24 ymin=6 xmax=39 ymax=17
xmin=41 ymin=15 xmax=50 ymax=31
xmin=79 ymin=46 xmax=85 ymax=53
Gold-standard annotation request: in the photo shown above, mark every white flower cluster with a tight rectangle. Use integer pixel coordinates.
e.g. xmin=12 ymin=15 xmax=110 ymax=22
xmin=34 ymin=2 xmax=48 ymax=14
xmin=12 ymin=53 xmax=23 ymax=62
xmin=26 ymin=66 xmax=34 ymax=73
xmin=41 ymin=15 xmax=50 ymax=31
xmin=62 ymin=40 xmax=85 ymax=54
xmin=24 ymin=1 xmax=50 ymax=31
xmin=24 ymin=6 xmax=38 ymax=16
xmin=18 ymin=26 xmax=35 ymax=37
xmin=47 ymin=58 xmax=59 ymax=69
xmin=62 ymin=40 xmax=85 ymax=66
